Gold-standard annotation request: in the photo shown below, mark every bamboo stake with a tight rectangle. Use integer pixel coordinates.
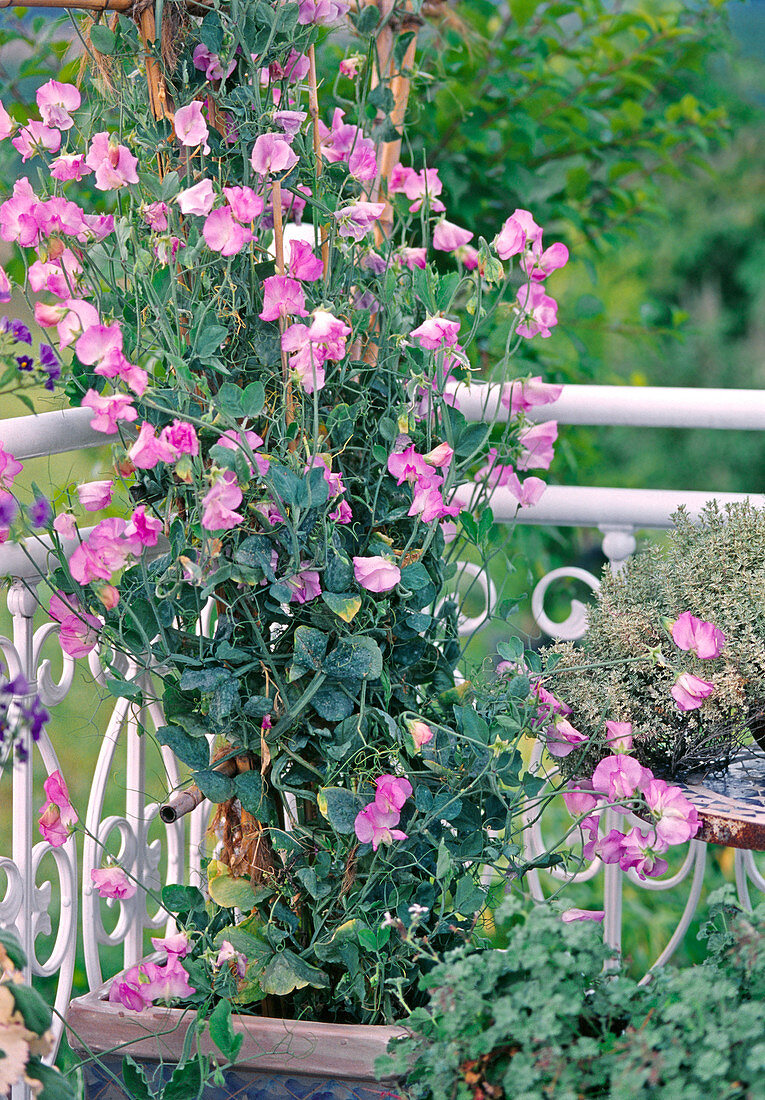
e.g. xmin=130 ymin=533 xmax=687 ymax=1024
xmin=271 ymin=179 xmax=296 ymax=429
xmin=307 ymin=44 xmax=329 ymax=276
xmin=135 ymin=4 xmax=173 ymax=123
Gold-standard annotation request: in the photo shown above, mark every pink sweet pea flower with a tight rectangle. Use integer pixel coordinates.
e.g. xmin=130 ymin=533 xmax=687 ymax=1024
xmin=218 ymin=428 xmax=268 ymax=475
xmin=387 ymin=446 xmax=430 ymax=486
xmin=562 ymin=780 xmax=600 ymax=816
xmin=36 ymin=80 xmax=80 ymax=129
xmin=671 ymin=672 xmax=715 ymax=711
xmin=49 ymin=153 xmax=92 ymax=182
xmin=605 ymin=720 xmax=633 ymax=754
xmin=55 ymin=299 xmax=100 ymax=349
xmin=260 ymin=275 xmax=307 ymax=321
xmin=546 ymin=717 xmax=588 ymax=758
xmin=289 ymin=239 xmax=323 ymax=281
xmin=128 ymin=422 xmax=177 ymax=469
xmin=82 ymin=390 xmax=137 ymax=434
xmin=0 ymin=445 xmax=23 ymax=488
xmin=516 ymin=421 xmax=558 ymax=471
xmin=670 ymin=611 xmax=725 ymax=660
xmin=109 ymin=973 xmax=152 ymax=1012
xmin=286 ymin=566 xmax=322 ymax=604
xmin=298 ymin=0 xmax=350 ymax=25
xmin=201 ymin=473 xmax=244 ymax=530
xmin=91 ymin=865 xmax=136 ymax=900
xmin=68 ymin=517 xmax=139 ymax=584
xmin=223 ymin=185 xmax=264 ymax=223
xmin=410 ymin=316 xmax=460 ymax=351
xmin=374 ymin=774 xmax=413 ymax=814
xmin=432 ymin=219 xmax=473 ymax=252
xmin=408 ymin=484 xmax=461 ymax=524
xmin=402 ymin=167 xmax=444 ymax=213
xmin=642 ymin=778 xmax=701 ymax=845
xmin=85 ymin=132 xmax=139 ymax=190
xmin=215 ymin=940 xmax=247 ymax=977
xmin=561 ymin=908 xmax=605 ymax=923
xmin=125 ymin=505 xmax=163 ymax=548
xmin=141 ymin=201 xmax=169 ymax=230
xmin=423 ymin=442 xmax=454 ymax=468
xmin=353 ymin=555 xmax=401 ymax=593
xmin=0 ymin=177 xmax=40 ymax=246
xmin=75 ymin=322 xmax=122 ymax=365
xmin=521 ymin=240 xmax=570 ymax=281
xmin=0 ymin=99 xmax=14 ymax=140
xmin=151 ymin=932 xmax=190 ymax=957
xmin=515 ymin=282 xmax=559 ymax=339
xmin=395 ymin=247 xmax=427 ymax=270
xmin=339 ymin=56 xmax=362 ymax=78
xmin=176 ymin=178 xmax=215 ymax=216
xmin=0 ymin=265 xmax=10 ymax=303
xmin=52 ymin=513 xmax=77 ymax=539
xmin=330 ymin=499 xmax=353 ymax=524
xmin=494 ymin=209 xmax=543 ymax=259
xmin=502 ymin=376 xmax=563 ymax=415
xmin=406 ymin=719 xmax=434 ymax=751
xmin=203 ymin=207 xmax=253 ymax=255
xmin=192 ymin=43 xmax=236 ymax=82
xmin=455 ymin=244 xmax=480 ymax=269
xmin=161 ymin=420 xmax=199 ymax=456
xmin=591 ymin=754 xmax=650 ymax=802
xmin=77 ymin=480 xmax=114 ymax=511
xmin=333 ymin=201 xmax=385 ymax=241
xmin=354 ymin=803 xmax=407 ymax=851
xmin=250 ymin=132 xmax=298 ymax=174
xmin=174 ymin=101 xmax=210 ymax=149
xmin=38 ymin=770 xmax=78 ymax=847
xmin=599 ymin=827 xmax=669 ymax=879
xmin=94 ymin=348 xmax=148 ymax=397
xmin=49 ymin=591 xmax=100 ymax=658
xmin=12 ymin=121 xmax=61 ymax=161
xmin=274 ymin=109 xmax=308 ymax=136
xmin=143 ymin=956 xmax=195 ymax=1002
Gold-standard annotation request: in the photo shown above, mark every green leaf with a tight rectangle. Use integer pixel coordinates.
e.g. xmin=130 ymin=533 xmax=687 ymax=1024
xmin=24 ymin=1061 xmax=76 ymax=1100
xmin=317 ymin=786 xmax=364 ymax=834
xmin=9 ymin=983 xmax=52 ymax=1033
xmin=207 ymin=868 xmax=257 ymax=910
xmin=90 ymin=24 xmax=117 ymax=53
xmin=0 ymin=929 xmax=26 ymax=970
xmin=155 ymin=725 xmax=209 ymax=770
xmin=195 ymin=324 xmax=229 ymax=358
xmin=312 ymin=688 xmax=357 ymax=722
xmin=261 ymin=950 xmax=329 ymax=995
xmin=241 ymin=381 xmax=265 ymax=417
xmin=355 ymin=4 xmax=379 ymax=33
xmin=323 ymin=636 xmax=383 ymax=681
xmin=453 ymin=874 xmax=486 ymax=916
xmin=162 ymin=884 xmax=205 ymax=912
xmin=121 ymin=1057 xmax=152 ymax=1100
xmin=436 ymin=838 xmax=452 ymax=881
xmin=193 ymin=768 xmax=235 ymax=803
xmin=400 ymin=562 xmax=431 ymax=590
xmin=180 ymin=667 xmax=231 ymax=693
xmin=208 ymin=1000 xmax=244 ymax=1062
xmin=321 ymin=592 xmax=362 ymax=623
xmin=164 ymin=1059 xmax=203 ymax=1100
xmin=293 ymin=626 xmax=329 ymax=670
xmin=215 ymin=382 xmax=244 ymax=417
xmin=234 ymin=771 xmax=275 ymax=823
xmin=105 ymin=678 xmax=143 ymax=701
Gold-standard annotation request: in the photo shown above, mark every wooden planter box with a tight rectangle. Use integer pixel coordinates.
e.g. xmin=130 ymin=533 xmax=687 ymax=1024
xmin=67 ymin=983 xmax=405 ymax=1100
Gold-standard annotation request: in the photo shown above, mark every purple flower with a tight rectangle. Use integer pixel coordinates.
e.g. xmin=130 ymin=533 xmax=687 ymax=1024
xmin=15 ymin=353 xmax=34 ymax=372
xmin=561 ymin=908 xmax=605 ymax=923
xmin=28 ymin=496 xmax=52 ymax=528
xmin=1 ymin=317 xmax=32 ymax=345
xmin=591 ymin=754 xmax=650 ymax=802
xmin=642 ymin=777 xmax=701 ymax=845
xmin=0 ymin=490 xmax=18 ymax=527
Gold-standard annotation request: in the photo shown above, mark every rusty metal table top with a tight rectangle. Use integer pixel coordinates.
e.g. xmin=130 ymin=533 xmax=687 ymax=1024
xmin=679 ymin=747 xmax=765 ymax=850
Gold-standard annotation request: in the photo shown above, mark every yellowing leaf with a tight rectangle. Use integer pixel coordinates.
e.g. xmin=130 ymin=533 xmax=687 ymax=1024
xmin=321 ymin=592 xmax=362 ymax=623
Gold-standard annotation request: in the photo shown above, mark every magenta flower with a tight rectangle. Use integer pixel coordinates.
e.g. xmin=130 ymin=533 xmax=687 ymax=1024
xmin=339 ymin=56 xmax=362 ymax=78
xmin=455 ymin=244 xmax=479 ymax=268
xmin=298 ymin=0 xmax=350 ymax=25
xmin=125 ymin=505 xmax=163 ymax=548
xmin=176 ymin=178 xmax=215 ymax=216
xmin=546 ymin=717 xmax=588 ymax=758
xmin=388 ymin=447 xmax=430 ymax=486
xmin=289 ymin=239 xmax=323 ymax=281
xmin=642 ymin=778 xmax=701 ymax=845
xmin=250 ymin=132 xmax=298 ymax=174
xmin=201 ymin=473 xmax=244 ymax=530
xmin=218 ymin=428 xmax=268 ymax=475
xmin=333 ymin=201 xmax=385 ymax=241
xmin=515 ymin=282 xmax=559 ymax=339
xmin=50 ymin=153 xmax=92 ymax=182
xmin=109 ymin=976 xmax=151 ymax=1012
xmin=0 ymin=99 xmax=14 ymax=140
xmin=286 ymin=566 xmax=322 ymax=604
xmin=432 ymin=219 xmax=473 ymax=252
xmin=670 ymin=611 xmax=725 ymax=659
xmin=408 ymin=484 xmax=460 ymax=524
xmin=562 ymin=780 xmax=600 ymax=816
xmin=49 ymin=591 xmax=100 ymax=657
xmin=494 ymin=208 xmax=542 ymax=259
xmin=54 ymin=299 xmax=100 ymax=348
xmin=69 ymin=518 xmax=138 ymax=584
xmin=82 ymin=390 xmax=137 ymax=434
xmin=516 ymin=420 xmax=558 ymax=471
xmin=561 ymin=908 xmax=605 ymax=923
xmin=423 ymin=442 xmax=454 ymax=468
xmin=12 ymin=121 xmax=61 ymax=161
xmin=75 ymin=321 xmax=122 ymax=365
xmin=671 ymin=672 xmax=715 ymax=711
xmin=501 ymin=376 xmax=563 ymax=415
xmin=174 ymin=101 xmax=209 ymax=148
xmin=406 ymin=719 xmax=434 ymax=751
xmin=410 ymin=316 xmax=460 ymax=350
xmin=354 ymin=803 xmax=408 ymax=850
xmin=591 ymin=754 xmax=649 ymax=802
xmin=53 ymin=513 xmax=77 ymax=540
xmin=77 ymin=480 xmax=114 ymax=511
xmin=223 ymin=185 xmax=264 ymax=223
xmin=85 ymin=132 xmax=139 ymax=190
xmin=94 ymin=348 xmax=148 ymax=397
xmin=128 ymin=422 xmax=177 ymax=469
xmin=38 ymin=770 xmax=78 ymax=847
xmin=161 ymin=419 xmax=199 ymax=457
xmin=0 ymin=265 xmax=10 ymax=303
xmin=330 ymin=500 xmax=352 ymax=524
xmin=192 ymin=43 xmax=236 ymax=81
xmin=521 ymin=240 xmax=570 ymax=282
xmin=374 ymin=774 xmax=413 ymax=814
xmin=260 ymin=275 xmax=307 ymax=321
xmin=395 ymin=247 xmax=427 ymax=270
xmin=143 ymin=956 xmax=196 ymax=1003
xmin=91 ymin=865 xmax=136 ymax=900
xmin=600 ymin=827 xmax=669 ymax=880
xmin=353 ymin=555 xmax=401 ymax=593
xmin=0 ymin=445 xmax=23 ymax=488
xmin=605 ymin=720 xmax=633 ymax=754
xmin=203 ymin=207 xmax=252 ymax=255
xmin=533 ymin=681 xmax=572 ymax=720
xmin=401 ymin=167 xmax=445 ymax=213
xmin=151 ymin=931 xmax=189 ymax=957
xmin=36 ymin=79 xmax=80 ymax=130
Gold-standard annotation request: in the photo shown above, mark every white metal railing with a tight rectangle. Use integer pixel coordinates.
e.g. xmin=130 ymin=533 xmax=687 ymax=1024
xmin=0 ymin=383 xmax=763 ymax=1088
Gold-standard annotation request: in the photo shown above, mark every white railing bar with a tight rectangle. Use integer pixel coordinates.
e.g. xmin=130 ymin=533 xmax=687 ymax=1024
xmin=450 ymin=383 xmax=765 ymax=430
xmin=454 ymin=484 xmax=765 ymax=528
xmin=0 ymin=408 xmax=105 ymax=460
xmin=0 ymin=531 xmax=170 ymax=582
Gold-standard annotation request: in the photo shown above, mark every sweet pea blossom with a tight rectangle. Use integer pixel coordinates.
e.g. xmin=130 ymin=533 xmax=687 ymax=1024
xmin=250 ymin=132 xmax=298 ymax=174
xmin=12 ymin=121 xmax=61 ymax=161
xmin=174 ymin=101 xmax=210 ymax=148
xmin=151 ymin=932 xmax=189 ymax=957
xmin=176 ymin=178 xmax=215 ymax=216
xmin=128 ymin=423 xmax=177 ymax=469
xmin=546 ymin=717 xmax=588 ymax=758
xmin=82 ymin=390 xmax=137 ymax=434
xmin=161 ymin=420 xmax=199 ymax=457
xmin=605 ymin=721 xmax=634 ymax=754
xmin=49 ymin=591 xmax=100 ymax=658
xmin=85 ymin=132 xmax=139 ymax=190
xmin=68 ymin=517 xmax=140 ymax=585
xmin=298 ymin=0 xmax=350 ymax=24
xmin=591 ymin=754 xmax=649 ymax=802
xmin=203 ymin=207 xmax=253 ymax=255
xmin=0 ymin=266 xmax=10 ymax=303
xmin=561 ymin=908 xmax=605 ymax=923
xmin=407 ymin=719 xmax=434 ymax=751
xmin=671 ymin=672 xmax=715 ymax=711
xmin=521 ymin=240 xmax=570 ymax=281
xmin=286 ymin=566 xmax=322 ymax=604
xmin=202 ymin=474 xmax=244 ymax=530
xmin=354 ymin=803 xmax=407 ymax=851
xmin=0 ymin=445 xmax=23 ymax=488
xmin=353 ymin=555 xmax=401 ymax=593
xmin=562 ymin=780 xmax=600 ymax=816
xmin=642 ymin=778 xmax=701 ymax=845
xmin=50 ymin=153 xmax=92 ymax=182
xmin=77 ymin=480 xmax=114 ymax=511
xmin=192 ymin=43 xmax=236 ymax=82
xmin=36 ymin=80 xmax=80 ymax=129
xmin=408 ymin=484 xmax=460 ymax=524
xmin=516 ymin=421 xmax=558 ymax=470
xmin=494 ymin=209 xmax=542 ymax=259
xmin=670 ymin=611 xmax=725 ymax=659
xmin=387 ymin=446 xmax=431 ymax=486
xmin=0 ymin=100 xmax=14 ymax=140
xmin=432 ymin=219 xmax=473 ymax=252
xmin=223 ymin=186 xmax=264 ymax=223
xmin=289 ymin=239 xmax=323 ymax=281
xmin=598 ymin=827 xmax=669 ymax=880
xmin=260 ymin=276 xmax=307 ymax=321
xmin=409 ymin=317 xmax=460 ymax=351
xmin=38 ymin=770 xmax=77 ymax=847
xmin=91 ymin=865 xmax=136 ymax=900
xmin=333 ymin=201 xmax=385 ymax=241
xmin=374 ymin=775 xmax=413 ymax=814
xmin=125 ymin=505 xmax=163 ymax=548
xmin=501 ymin=376 xmax=563 ymax=415
xmin=215 ymin=940 xmax=247 ymax=977
xmin=515 ymin=282 xmax=559 ymax=339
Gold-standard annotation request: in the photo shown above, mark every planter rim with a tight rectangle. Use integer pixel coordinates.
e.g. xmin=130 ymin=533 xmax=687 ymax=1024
xmin=67 ymin=978 xmax=406 ymax=1082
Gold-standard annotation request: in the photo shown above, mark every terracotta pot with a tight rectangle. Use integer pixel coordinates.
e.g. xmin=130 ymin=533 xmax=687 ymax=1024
xmin=67 ymin=981 xmax=405 ymax=1100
